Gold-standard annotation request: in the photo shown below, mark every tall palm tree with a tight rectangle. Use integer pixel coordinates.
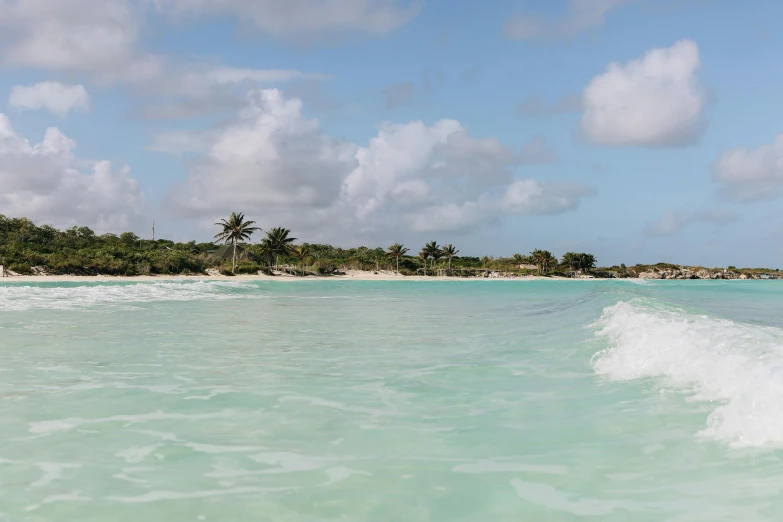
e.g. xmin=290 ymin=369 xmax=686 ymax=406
xmin=386 ymin=243 xmax=409 ymax=273
xmin=214 ymin=212 xmax=260 ymax=274
xmin=429 ymin=242 xmax=443 ymax=269
xmin=481 ymin=255 xmax=490 ymax=269
xmin=291 ymin=244 xmax=311 ymax=273
xmin=418 ymin=249 xmax=430 ymax=276
xmin=264 ymin=227 xmax=296 ymax=270
xmin=441 ymin=244 xmax=459 ymax=270
xmin=512 ymin=253 xmax=526 ymax=268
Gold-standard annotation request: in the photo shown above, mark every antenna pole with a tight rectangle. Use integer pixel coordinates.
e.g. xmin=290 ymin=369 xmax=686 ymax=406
xmin=152 ymin=222 xmax=155 ymax=241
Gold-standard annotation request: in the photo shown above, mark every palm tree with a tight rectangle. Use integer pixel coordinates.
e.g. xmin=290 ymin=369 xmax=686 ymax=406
xmin=512 ymin=253 xmax=524 ymax=267
xmin=531 ymin=250 xmax=544 ymax=274
xmin=481 ymin=255 xmax=490 ymax=269
xmin=561 ymin=252 xmax=579 ymax=275
xmin=264 ymin=227 xmax=296 ymax=270
xmin=441 ymin=244 xmax=459 ymax=270
xmin=578 ymin=253 xmax=597 ymax=273
xmin=291 ymin=244 xmax=311 ymax=273
xmin=543 ymin=251 xmax=556 ymax=275
xmin=531 ymin=249 xmax=556 ymax=275
xmin=386 ymin=243 xmax=409 ymax=273
xmin=418 ymin=249 xmax=430 ymax=275
xmin=214 ymin=212 xmax=260 ymax=274
xmin=424 ymin=241 xmax=440 ymax=269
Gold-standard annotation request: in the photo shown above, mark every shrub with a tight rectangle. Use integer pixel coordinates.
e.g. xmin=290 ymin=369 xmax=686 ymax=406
xmin=8 ymin=262 xmax=32 ymax=275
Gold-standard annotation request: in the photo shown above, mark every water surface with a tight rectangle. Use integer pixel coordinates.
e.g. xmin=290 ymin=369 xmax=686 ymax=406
xmin=1 ymin=279 xmax=782 ymax=521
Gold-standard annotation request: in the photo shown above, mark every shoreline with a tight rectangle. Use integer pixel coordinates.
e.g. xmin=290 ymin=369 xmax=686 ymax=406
xmin=0 ymin=270 xmax=593 ymax=283
xmin=0 ymin=270 xmax=775 ymax=284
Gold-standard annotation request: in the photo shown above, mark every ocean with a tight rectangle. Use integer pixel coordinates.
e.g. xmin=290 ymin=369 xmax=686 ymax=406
xmin=1 ymin=279 xmax=782 ymax=521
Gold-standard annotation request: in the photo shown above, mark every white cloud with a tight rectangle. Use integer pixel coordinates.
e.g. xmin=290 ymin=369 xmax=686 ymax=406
xmin=409 ymin=198 xmax=493 ymax=233
xmin=149 ymin=0 xmax=421 ymax=37
xmin=8 ymin=82 xmax=90 ymax=117
xmin=645 ymin=209 xmax=738 ymax=236
xmin=713 ymin=135 xmax=783 ymax=201
xmin=166 ymin=89 xmax=358 ymax=222
xmin=502 ymin=179 xmax=594 ymax=215
xmin=205 ymin=67 xmax=329 ymax=85
xmin=504 ymin=0 xmax=629 ymax=40
xmin=390 ymin=179 xmax=430 ymax=206
xmin=0 ymin=0 xmax=161 ymax=82
xmin=409 ymin=178 xmax=593 ymax=234
xmin=162 ymin=89 xmax=592 ymax=241
xmin=0 ymin=114 xmax=144 ymax=232
xmin=134 ymin=64 xmax=330 ymax=119
xmin=581 ymin=39 xmax=707 ymax=147
xmin=0 ymin=0 xmax=326 ymax=110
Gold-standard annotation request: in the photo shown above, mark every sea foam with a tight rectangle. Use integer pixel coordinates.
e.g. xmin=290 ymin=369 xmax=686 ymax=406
xmin=592 ymin=300 xmax=783 ymax=448
xmin=0 ymin=281 xmax=254 ymax=311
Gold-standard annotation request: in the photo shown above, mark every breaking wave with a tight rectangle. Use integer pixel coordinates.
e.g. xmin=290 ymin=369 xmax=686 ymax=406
xmin=592 ymin=299 xmax=783 ymax=448
xmin=0 ymin=281 xmax=256 ymax=311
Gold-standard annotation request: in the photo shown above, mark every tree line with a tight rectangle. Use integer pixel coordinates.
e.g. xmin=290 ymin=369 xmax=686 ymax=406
xmin=0 ymin=212 xmax=602 ymax=277
xmin=210 ymin=212 xmax=598 ymax=276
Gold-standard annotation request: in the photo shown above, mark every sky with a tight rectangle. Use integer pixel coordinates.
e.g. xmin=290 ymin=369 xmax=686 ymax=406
xmin=1 ymin=0 xmax=782 ymax=268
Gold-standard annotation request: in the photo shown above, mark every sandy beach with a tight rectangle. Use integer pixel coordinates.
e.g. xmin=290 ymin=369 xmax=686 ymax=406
xmin=0 ymin=269 xmax=582 ymax=283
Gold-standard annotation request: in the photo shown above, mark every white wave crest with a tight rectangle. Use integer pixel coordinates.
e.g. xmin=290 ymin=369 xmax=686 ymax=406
xmin=592 ymin=300 xmax=783 ymax=448
xmin=0 ymin=281 xmax=255 ymax=311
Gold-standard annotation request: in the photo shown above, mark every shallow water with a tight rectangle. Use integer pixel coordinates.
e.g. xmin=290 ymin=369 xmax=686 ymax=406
xmin=1 ymin=279 xmax=782 ymax=520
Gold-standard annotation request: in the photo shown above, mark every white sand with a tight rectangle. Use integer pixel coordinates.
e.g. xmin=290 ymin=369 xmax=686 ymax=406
xmin=0 ymin=269 xmax=586 ymax=283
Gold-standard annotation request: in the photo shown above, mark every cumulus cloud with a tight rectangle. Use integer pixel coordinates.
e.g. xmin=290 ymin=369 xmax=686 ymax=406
xmin=0 ymin=114 xmax=144 ymax=232
xmin=408 ymin=198 xmax=493 ymax=234
xmin=645 ymin=209 xmax=738 ymax=237
xmin=166 ymin=89 xmax=358 ymax=221
xmin=149 ymin=0 xmax=421 ymax=37
xmin=161 ymin=89 xmax=593 ymax=241
xmin=0 ymin=0 xmax=328 ymax=117
xmin=581 ymin=39 xmax=707 ymax=147
xmin=713 ymin=135 xmax=783 ymax=201
xmin=504 ymin=0 xmax=629 ymax=40
xmin=501 ymin=179 xmax=594 ymax=214
xmin=0 ymin=0 xmax=161 ymax=82
xmin=8 ymin=82 xmax=90 ymax=117
xmin=406 ymin=179 xmax=593 ymax=234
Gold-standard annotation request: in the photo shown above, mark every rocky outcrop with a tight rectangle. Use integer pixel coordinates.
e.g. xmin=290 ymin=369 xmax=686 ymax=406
xmin=636 ymin=268 xmax=744 ymax=280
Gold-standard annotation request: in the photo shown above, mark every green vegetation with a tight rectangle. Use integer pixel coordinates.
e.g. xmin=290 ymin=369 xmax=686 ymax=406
xmin=0 ymin=214 xmax=778 ymax=278
xmin=214 ymin=212 xmax=260 ymax=274
xmin=385 ymin=243 xmax=409 ymax=273
xmin=0 ymin=216 xmax=213 ymax=276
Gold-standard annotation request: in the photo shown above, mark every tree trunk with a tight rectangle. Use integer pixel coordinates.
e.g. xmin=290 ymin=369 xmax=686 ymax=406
xmin=232 ymin=238 xmax=237 ymax=274
xmin=396 ymin=257 xmax=399 ymax=273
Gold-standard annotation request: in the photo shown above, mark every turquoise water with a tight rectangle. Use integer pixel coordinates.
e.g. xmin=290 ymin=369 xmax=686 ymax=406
xmin=1 ymin=279 xmax=783 ymax=521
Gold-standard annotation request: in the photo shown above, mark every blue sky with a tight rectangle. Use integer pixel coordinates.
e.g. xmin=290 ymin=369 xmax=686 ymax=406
xmin=1 ymin=0 xmax=782 ymax=267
